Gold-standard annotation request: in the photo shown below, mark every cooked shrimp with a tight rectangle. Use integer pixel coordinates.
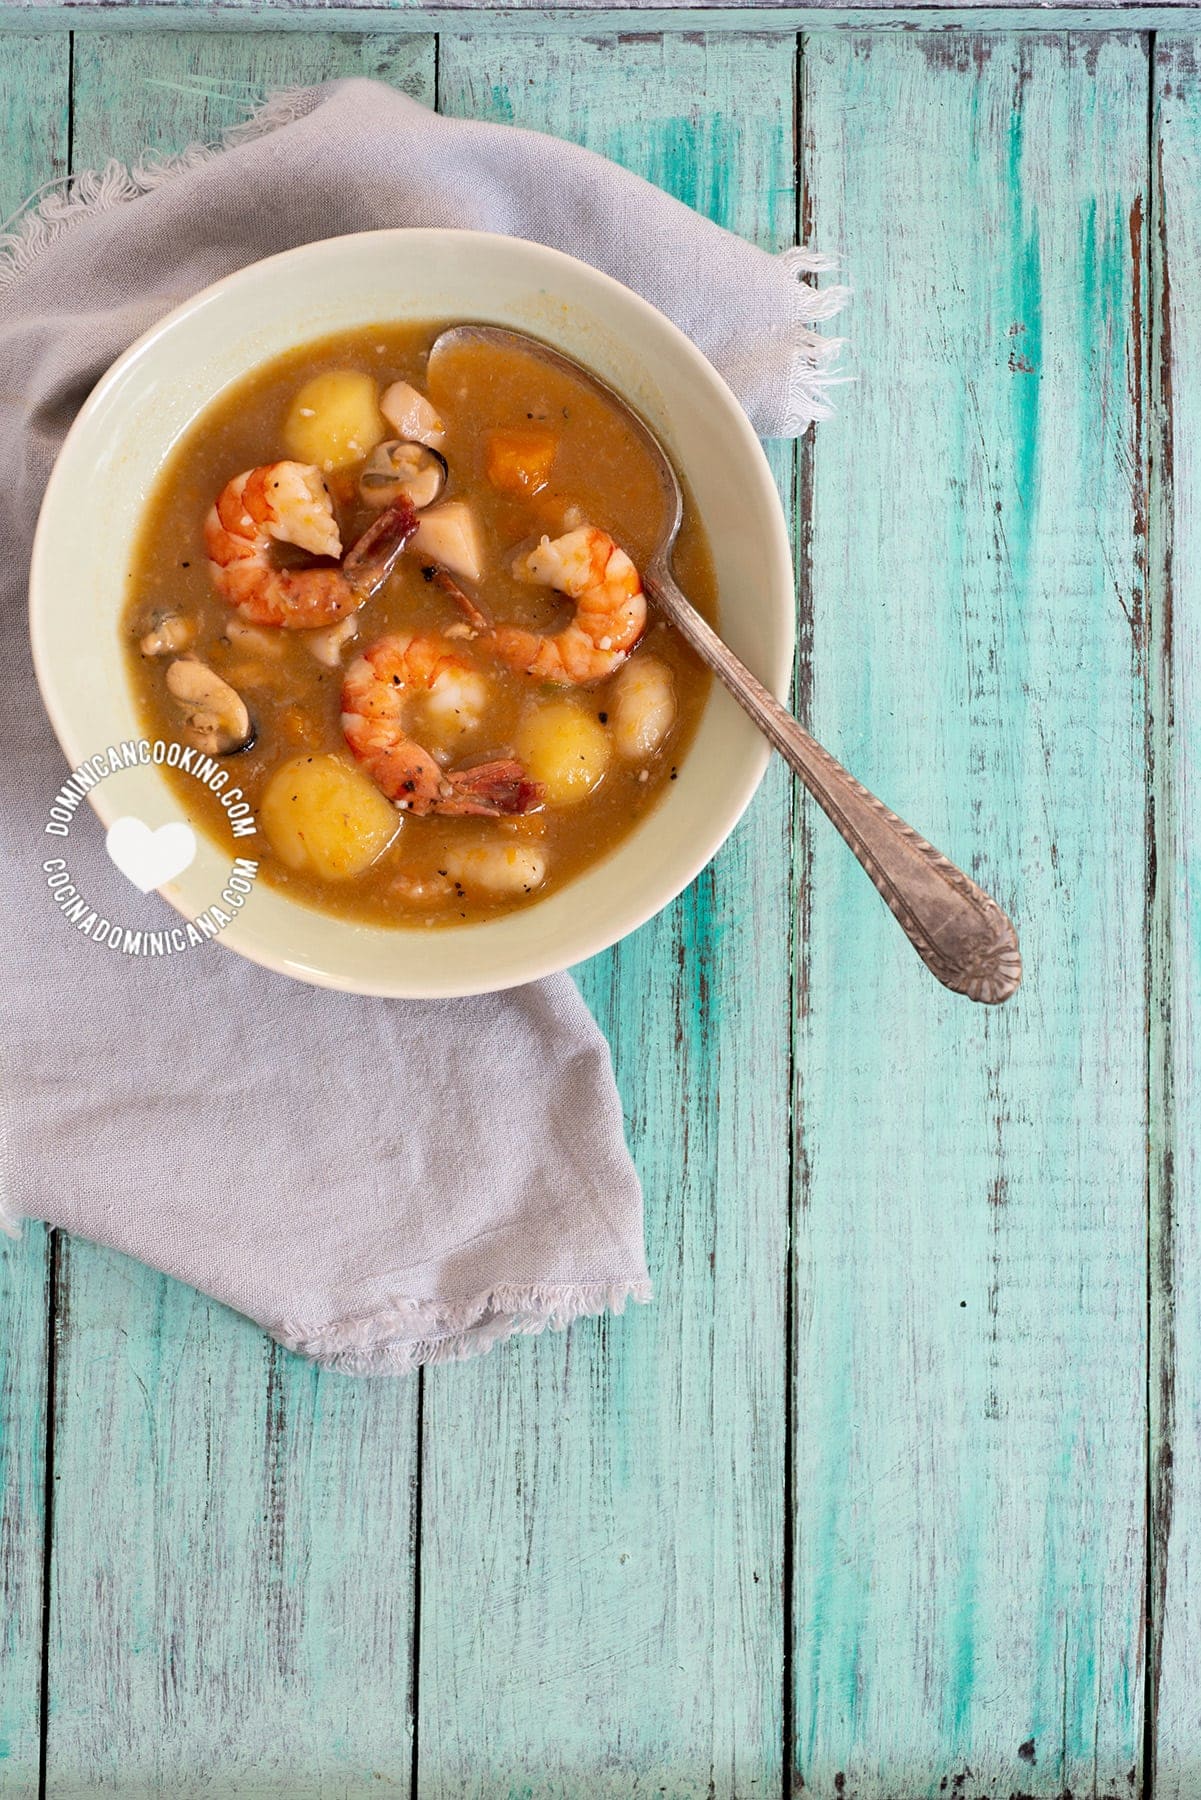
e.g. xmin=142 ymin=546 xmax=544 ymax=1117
xmin=492 ymin=525 xmax=647 ymax=685
xmin=205 ymin=464 xmax=416 ymax=628
xmin=341 ymin=632 xmax=541 ymax=816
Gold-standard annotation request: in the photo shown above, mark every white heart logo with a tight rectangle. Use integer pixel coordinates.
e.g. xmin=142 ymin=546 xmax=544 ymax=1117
xmin=105 ymin=816 xmax=197 ymax=894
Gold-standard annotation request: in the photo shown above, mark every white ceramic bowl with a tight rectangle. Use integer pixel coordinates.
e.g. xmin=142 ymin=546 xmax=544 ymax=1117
xmin=30 ymin=230 xmax=794 ymax=997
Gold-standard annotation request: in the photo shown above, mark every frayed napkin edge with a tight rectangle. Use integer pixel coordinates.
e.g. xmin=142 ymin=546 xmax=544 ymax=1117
xmin=278 ymin=1278 xmax=653 ymax=1376
xmin=0 ymin=86 xmax=321 ymax=298
xmin=0 ymin=84 xmax=849 ymax=432
xmin=779 ymin=246 xmax=852 ymax=427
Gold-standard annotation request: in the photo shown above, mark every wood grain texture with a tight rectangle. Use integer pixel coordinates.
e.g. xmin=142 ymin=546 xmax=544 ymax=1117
xmin=0 ymin=16 xmax=1180 ymax=1797
xmin=70 ymin=27 xmax=435 ymax=161
xmin=794 ymin=31 xmax=1148 ymax=1797
xmin=0 ymin=1191 xmax=49 ymax=1800
xmin=0 ymin=33 xmax=68 ymax=1800
xmin=1149 ymin=35 xmax=1200 ymax=1800
xmin=40 ymin=33 xmax=434 ymax=1798
xmin=2 ymin=6 xmax=1201 ymax=32
xmin=1 ymin=0 xmax=1191 ymax=17
xmin=417 ymin=32 xmax=797 ymax=1798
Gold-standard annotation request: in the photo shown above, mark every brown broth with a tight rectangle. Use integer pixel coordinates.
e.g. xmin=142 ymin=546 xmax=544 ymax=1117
xmin=122 ymin=321 xmax=715 ymax=927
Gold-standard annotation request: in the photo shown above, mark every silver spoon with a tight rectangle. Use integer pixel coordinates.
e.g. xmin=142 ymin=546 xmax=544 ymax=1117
xmin=430 ymin=324 xmax=1022 ymax=1004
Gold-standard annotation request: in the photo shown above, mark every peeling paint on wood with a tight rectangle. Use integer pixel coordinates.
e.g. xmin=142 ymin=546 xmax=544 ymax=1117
xmin=1147 ymin=35 xmax=1199 ymax=1800
xmin=0 ymin=33 xmax=68 ymax=1800
xmin=420 ymin=30 xmax=795 ymax=1798
xmin=0 ymin=0 xmax=1195 ymax=22
xmin=0 ymin=12 xmax=1193 ymax=1796
xmin=0 ymin=1202 xmax=50 ymax=1799
xmin=31 ymin=33 xmax=435 ymax=1797
xmin=793 ymin=30 xmax=1147 ymax=1796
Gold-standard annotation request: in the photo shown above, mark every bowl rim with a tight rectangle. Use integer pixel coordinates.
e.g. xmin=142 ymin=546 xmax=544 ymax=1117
xmin=28 ymin=226 xmax=795 ymax=997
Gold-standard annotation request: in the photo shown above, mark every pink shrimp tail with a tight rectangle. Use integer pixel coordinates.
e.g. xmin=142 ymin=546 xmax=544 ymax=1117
xmin=441 ymin=760 xmax=543 ymax=817
xmin=343 ymin=495 xmax=420 ymax=594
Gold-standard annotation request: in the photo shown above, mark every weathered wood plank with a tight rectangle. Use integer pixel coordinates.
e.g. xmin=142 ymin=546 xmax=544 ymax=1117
xmin=1149 ymin=35 xmax=1201 ymax=1800
xmin=1 ymin=0 xmax=1193 ymax=20
xmin=794 ymin=31 xmax=1148 ymax=1796
xmin=5 ymin=7 xmax=1201 ymax=38
xmin=0 ymin=1232 xmax=50 ymax=1800
xmin=41 ymin=34 xmax=434 ymax=1798
xmin=419 ymin=32 xmax=795 ymax=1798
xmin=70 ymin=27 xmax=434 ymax=162
xmin=0 ymin=33 xmax=69 ymax=1800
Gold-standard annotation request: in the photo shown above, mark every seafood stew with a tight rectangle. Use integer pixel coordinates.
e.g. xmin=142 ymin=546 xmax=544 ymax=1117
xmin=123 ymin=322 xmax=714 ymax=927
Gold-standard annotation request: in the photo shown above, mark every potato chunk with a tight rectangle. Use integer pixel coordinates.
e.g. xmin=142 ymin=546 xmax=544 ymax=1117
xmin=515 ymin=699 xmax=611 ymax=805
xmin=442 ymin=842 xmax=547 ymax=896
xmin=283 ymin=372 xmax=386 ymax=472
xmin=261 ymin=753 xmax=400 ymax=879
xmin=485 ymin=429 xmax=557 ymax=496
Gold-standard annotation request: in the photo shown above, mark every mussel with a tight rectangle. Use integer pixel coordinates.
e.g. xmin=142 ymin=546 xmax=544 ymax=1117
xmin=139 ymin=611 xmax=196 ymax=657
xmin=358 ymin=440 xmax=448 ymax=512
xmin=165 ymin=658 xmax=254 ymax=755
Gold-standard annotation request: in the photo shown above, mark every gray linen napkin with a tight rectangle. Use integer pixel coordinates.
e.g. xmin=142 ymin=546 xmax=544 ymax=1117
xmin=0 ymin=80 xmax=843 ymax=1374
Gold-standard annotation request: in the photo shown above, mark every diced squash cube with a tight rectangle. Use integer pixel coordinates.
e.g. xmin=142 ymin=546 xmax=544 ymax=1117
xmin=283 ymin=372 xmax=386 ymax=472
xmin=260 ymin=753 xmax=400 ymax=879
xmin=484 ymin=429 xmax=558 ymax=496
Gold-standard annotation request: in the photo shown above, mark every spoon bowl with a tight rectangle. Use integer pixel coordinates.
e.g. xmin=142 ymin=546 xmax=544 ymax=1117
xmin=433 ymin=321 xmax=1022 ymax=1005
xmin=429 ymin=321 xmax=686 ymax=561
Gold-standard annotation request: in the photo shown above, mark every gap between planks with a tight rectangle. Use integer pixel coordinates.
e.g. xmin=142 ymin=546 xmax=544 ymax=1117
xmin=8 ymin=22 xmax=1181 ymax=1800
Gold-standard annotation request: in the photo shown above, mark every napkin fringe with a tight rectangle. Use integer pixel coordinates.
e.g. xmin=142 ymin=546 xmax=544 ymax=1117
xmin=1 ymin=100 xmax=849 ymax=435
xmin=278 ymin=1277 xmax=653 ymax=1375
xmin=0 ymin=88 xmax=317 ymax=297
xmin=780 ymin=246 xmax=851 ymax=426
xmin=0 ymin=99 xmax=848 ymax=436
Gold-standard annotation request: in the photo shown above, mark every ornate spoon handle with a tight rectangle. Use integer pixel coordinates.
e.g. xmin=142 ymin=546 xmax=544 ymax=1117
xmin=645 ymin=570 xmax=1022 ymax=1004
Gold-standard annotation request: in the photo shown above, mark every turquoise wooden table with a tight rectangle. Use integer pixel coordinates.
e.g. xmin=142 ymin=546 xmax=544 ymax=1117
xmin=1 ymin=2 xmax=1198 ymax=1793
